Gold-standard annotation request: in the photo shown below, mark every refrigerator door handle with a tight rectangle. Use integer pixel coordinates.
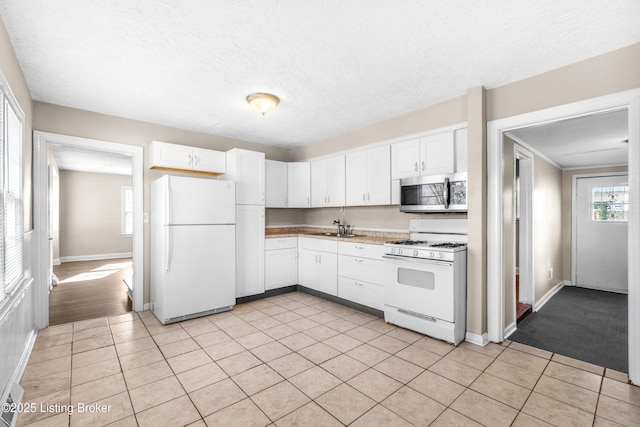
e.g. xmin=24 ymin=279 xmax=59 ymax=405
xmin=164 ymin=179 xmax=172 ymax=272
xmin=165 ymin=226 xmax=171 ymax=272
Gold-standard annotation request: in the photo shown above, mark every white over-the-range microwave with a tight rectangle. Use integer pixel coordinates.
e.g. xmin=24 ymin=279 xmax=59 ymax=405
xmin=399 ymin=172 xmax=468 ymax=213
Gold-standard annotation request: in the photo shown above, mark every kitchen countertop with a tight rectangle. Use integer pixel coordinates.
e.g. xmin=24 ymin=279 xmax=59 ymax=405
xmin=265 ymin=227 xmax=408 ymax=245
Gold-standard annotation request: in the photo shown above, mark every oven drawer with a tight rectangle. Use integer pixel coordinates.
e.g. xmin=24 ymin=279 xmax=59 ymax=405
xmin=383 ymin=255 xmax=455 ymax=323
xmin=338 ymin=242 xmax=385 ymax=259
xmin=338 ymin=277 xmax=383 ymax=310
xmin=338 ymin=255 xmax=383 ymax=285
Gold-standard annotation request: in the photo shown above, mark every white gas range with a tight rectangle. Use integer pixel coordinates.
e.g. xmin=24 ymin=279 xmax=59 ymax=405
xmin=383 ymin=219 xmax=468 ymax=345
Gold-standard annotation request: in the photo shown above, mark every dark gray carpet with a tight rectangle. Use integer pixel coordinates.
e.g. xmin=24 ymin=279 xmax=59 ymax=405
xmin=509 ymin=286 xmax=628 ymax=373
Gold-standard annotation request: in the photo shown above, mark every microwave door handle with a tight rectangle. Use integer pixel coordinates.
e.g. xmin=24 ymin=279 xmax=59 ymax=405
xmin=443 ymin=177 xmax=450 ymax=209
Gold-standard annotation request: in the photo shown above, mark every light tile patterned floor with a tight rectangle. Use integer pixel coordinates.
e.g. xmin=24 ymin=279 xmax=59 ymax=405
xmin=17 ymin=291 xmax=640 ymax=426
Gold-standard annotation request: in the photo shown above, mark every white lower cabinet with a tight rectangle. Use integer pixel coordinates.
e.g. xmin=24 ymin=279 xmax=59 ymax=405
xmin=298 ymin=237 xmax=338 ymax=296
xmin=337 ymin=241 xmax=384 ymax=310
xmin=265 ymin=237 xmax=298 ymax=290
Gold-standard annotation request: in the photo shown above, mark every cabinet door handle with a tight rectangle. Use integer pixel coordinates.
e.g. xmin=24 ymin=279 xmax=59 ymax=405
xmin=362 ymin=193 xmax=366 ymax=202
xmin=261 ymin=192 xmax=265 ymax=202
xmin=414 ymin=162 xmax=418 ymax=172
xmin=324 ymin=196 xmax=327 ymax=204
xmin=284 ymin=196 xmax=288 ymax=207
xmin=367 ymin=192 xmax=371 ymax=201
xmin=355 ymin=246 xmax=364 ymax=250
xmin=327 ymin=195 xmax=331 ymax=204
xmin=307 ymin=196 xmax=310 ymax=206
xmin=315 ymin=255 xmax=318 ymax=263
xmin=421 ymin=161 xmax=425 ymax=171
xmin=194 ymin=154 xmax=199 ymax=165
xmin=187 ymin=153 xmax=192 ymax=166
xmin=355 ymin=258 xmax=364 ymax=263
xmin=318 ymin=255 xmax=322 ymax=264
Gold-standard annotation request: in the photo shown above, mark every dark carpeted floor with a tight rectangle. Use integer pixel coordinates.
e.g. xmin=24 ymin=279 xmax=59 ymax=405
xmin=509 ymin=286 xmax=628 ymax=373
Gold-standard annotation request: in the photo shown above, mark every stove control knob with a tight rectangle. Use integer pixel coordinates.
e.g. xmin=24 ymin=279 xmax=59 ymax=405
xmin=429 ymin=252 xmax=435 ymax=258
xmin=398 ymin=249 xmax=403 ymax=255
xmin=390 ymin=248 xmax=395 ymax=254
xmin=413 ymin=250 xmax=418 ymax=257
xmin=439 ymin=253 xmax=445 ymax=259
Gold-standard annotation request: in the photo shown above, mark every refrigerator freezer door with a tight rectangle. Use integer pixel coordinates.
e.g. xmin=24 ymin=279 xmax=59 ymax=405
xmin=161 ymin=224 xmax=236 ymax=319
xmin=165 ymin=175 xmax=235 ymax=225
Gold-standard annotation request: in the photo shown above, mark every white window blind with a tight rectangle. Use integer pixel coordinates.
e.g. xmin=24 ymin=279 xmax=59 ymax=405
xmin=0 ymin=76 xmax=24 ymax=301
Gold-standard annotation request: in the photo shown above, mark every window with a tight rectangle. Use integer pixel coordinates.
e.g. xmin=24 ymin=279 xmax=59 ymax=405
xmin=122 ymin=185 xmax=133 ymax=236
xmin=0 ymin=72 xmax=25 ymax=303
xmin=592 ymin=185 xmax=629 ymax=221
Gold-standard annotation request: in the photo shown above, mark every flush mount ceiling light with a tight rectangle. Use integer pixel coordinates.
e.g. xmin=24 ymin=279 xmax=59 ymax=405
xmin=246 ymin=92 xmax=280 ymax=115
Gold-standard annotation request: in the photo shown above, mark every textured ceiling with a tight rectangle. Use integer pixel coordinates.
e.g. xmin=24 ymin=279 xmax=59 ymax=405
xmin=507 ymin=110 xmax=629 ymax=169
xmin=1 ymin=1 xmax=639 ymax=148
xmin=50 ymin=144 xmax=132 ymax=175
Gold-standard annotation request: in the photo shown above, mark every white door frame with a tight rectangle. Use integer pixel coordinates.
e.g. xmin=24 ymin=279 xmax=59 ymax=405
xmin=514 ymin=145 xmax=535 ymax=307
xmin=572 ymin=172 xmax=629 ymax=288
xmin=488 ymin=88 xmax=640 ymax=385
xmin=33 ymin=131 xmax=144 ymax=328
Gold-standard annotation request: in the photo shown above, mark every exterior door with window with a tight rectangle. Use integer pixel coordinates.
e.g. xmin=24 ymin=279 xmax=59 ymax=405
xmin=575 ymin=175 xmax=628 ymax=293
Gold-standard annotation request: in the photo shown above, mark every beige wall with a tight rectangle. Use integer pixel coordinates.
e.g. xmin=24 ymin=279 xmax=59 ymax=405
xmin=487 ymin=43 xmax=640 ymax=121
xmin=532 ymin=154 xmax=563 ymax=303
xmin=291 ymin=96 xmax=467 ymax=161
xmin=561 ymin=165 xmax=628 ymax=280
xmin=59 ymin=171 xmax=133 ymax=258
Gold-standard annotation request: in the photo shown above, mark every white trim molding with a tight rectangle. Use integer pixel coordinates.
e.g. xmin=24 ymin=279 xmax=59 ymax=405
xmin=465 ymin=332 xmax=489 ymax=347
xmin=487 ymin=88 xmax=640 ymax=386
xmin=533 ymin=281 xmax=566 ymax=312
xmin=59 ymin=252 xmax=134 ymax=263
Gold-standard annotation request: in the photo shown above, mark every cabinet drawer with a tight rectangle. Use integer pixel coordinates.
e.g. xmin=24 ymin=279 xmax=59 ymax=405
xmin=298 ymin=237 xmax=338 ymax=253
xmin=265 ymin=236 xmax=298 ymax=250
xmin=338 ymin=241 xmax=384 ymax=260
xmin=338 ymin=255 xmax=383 ymax=285
xmin=338 ymin=277 xmax=383 ymax=310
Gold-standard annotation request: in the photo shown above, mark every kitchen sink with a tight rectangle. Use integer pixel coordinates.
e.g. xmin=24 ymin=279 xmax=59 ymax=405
xmin=310 ymin=232 xmax=358 ymax=238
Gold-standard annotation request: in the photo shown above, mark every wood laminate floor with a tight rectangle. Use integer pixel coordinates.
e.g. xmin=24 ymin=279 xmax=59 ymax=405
xmin=49 ymin=258 xmax=132 ymax=325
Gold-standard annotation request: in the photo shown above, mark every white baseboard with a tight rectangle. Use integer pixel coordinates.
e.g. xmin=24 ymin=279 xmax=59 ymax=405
xmin=504 ymin=321 xmax=517 ymax=340
xmin=143 ymin=303 xmax=152 ymax=311
xmin=52 ymin=259 xmax=61 ymax=266
xmin=59 ymin=252 xmax=133 ymax=263
xmin=465 ymin=332 xmax=489 ymax=346
xmin=533 ymin=281 xmax=566 ymax=312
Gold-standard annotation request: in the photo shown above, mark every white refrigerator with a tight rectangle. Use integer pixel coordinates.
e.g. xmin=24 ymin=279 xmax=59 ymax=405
xmin=151 ymin=175 xmax=236 ymax=324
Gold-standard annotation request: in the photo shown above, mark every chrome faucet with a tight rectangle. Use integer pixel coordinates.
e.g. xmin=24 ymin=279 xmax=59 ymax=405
xmin=333 ymin=219 xmax=345 ymax=235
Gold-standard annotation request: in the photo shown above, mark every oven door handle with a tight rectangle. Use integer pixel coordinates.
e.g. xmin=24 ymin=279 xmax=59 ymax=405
xmin=382 ymin=255 xmax=452 ymax=267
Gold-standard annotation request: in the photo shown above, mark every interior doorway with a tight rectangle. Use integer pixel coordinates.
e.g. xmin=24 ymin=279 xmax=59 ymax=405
xmin=487 ymin=89 xmax=640 ymax=384
xmin=33 ymin=132 xmax=144 ymax=329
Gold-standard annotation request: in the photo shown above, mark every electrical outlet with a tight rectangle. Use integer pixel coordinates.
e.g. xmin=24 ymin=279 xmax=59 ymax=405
xmin=548 ymin=267 xmax=553 ymax=280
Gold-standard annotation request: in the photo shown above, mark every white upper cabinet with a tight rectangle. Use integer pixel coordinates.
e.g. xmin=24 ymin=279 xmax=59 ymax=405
xmin=311 ymin=156 xmax=346 ymax=207
xmin=391 ymin=127 xmax=468 ymax=179
xmin=265 ymin=160 xmax=288 ymax=208
xmin=454 ymin=128 xmax=468 ymax=173
xmin=346 ymin=145 xmax=390 ymax=206
xmin=148 ymin=141 xmax=226 ymax=175
xmin=391 ymin=139 xmax=420 ymax=180
xmin=420 ymin=131 xmax=454 ymax=175
xmin=221 ymin=148 xmax=265 ymax=205
xmin=287 ymin=162 xmax=311 ymax=208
